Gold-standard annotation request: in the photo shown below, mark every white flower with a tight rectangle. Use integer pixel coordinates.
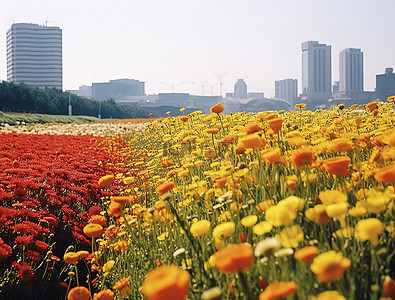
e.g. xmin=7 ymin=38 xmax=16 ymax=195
xmin=173 ymin=248 xmax=186 ymax=258
xmin=201 ymin=286 xmax=221 ymax=300
xmin=254 ymin=237 xmax=281 ymax=257
xmin=274 ymin=248 xmax=294 ymax=258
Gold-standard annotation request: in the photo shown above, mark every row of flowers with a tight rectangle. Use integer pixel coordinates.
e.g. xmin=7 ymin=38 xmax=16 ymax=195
xmin=0 ymin=132 xmax=138 ymax=298
xmin=64 ymin=100 xmax=394 ymax=299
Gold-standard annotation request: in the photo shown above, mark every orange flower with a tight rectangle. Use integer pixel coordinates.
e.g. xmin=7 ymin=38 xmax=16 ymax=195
xmin=245 ymin=123 xmax=264 ymax=135
xmin=156 ymin=182 xmax=175 ymax=196
xmin=261 ymin=148 xmax=284 ymax=164
xmin=205 ymin=128 xmax=220 ymax=134
xmin=83 ymin=223 xmax=104 ymax=238
xmin=214 ymin=244 xmax=254 ymax=273
xmin=238 ymin=133 xmax=266 ymax=149
xmin=210 ymin=103 xmax=224 ymax=114
xmin=93 ymin=289 xmax=115 ymax=300
xmin=214 ymin=178 xmax=228 ymax=188
xmin=330 ymin=138 xmax=353 ymax=152
xmin=68 ymin=286 xmax=90 ymax=300
xmin=323 ymin=156 xmax=351 ymax=176
xmin=259 ymin=281 xmax=298 ymax=300
xmin=88 ymin=215 xmax=106 ymax=227
xmin=107 ymin=201 xmax=122 ymax=218
xmin=267 ymin=118 xmax=283 ymax=134
xmin=384 ymin=276 xmax=395 ymax=297
xmin=221 ymin=134 xmax=237 ymax=146
xmin=256 ymin=199 xmax=275 ymax=212
xmin=366 ymin=101 xmax=378 ymax=112
xmin=64 ymin=252 xmax=80 ymax=264
xmin=294 ymin=246 xmax=319 ymax=264
xmin=374 ymin=163 xmax=395 ymax=184
xmin=204 ymin=149 xmax=216 ymax=158
xmin=113 ymin=276 xmax=131 ymax=297
xmin=110 ymin=195 xmax=135 ymax=204
xmin=161 ymin=159 xmax=174 ymax=168
xmin=291 ymin=147 xmax=314 ymax=167
xmin=310 ymin=251 xmax=351 ymax=283
xmin=98 ymin=174 xmax=115 ymax=188
xmin=141 ymin=265 xmax=190 ymax=300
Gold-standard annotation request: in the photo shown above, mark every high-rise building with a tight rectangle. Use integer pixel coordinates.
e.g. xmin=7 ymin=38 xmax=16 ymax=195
xmin=376 ymin=68 xmax=395 ymax=101
xmin=92 ymin=79 xmax=145 ymax=101
xmin=301 ymin=41 xmax=331 ymax=102
xmin=339 ymin=48 xmax=363 ymax=92
xmin=275 ymin=79 xmax=298 ymax=104
xmin=234 ymin=79 xmax=247 ymax=99
xmin=7 ymin=23 xmax=62 ymax=89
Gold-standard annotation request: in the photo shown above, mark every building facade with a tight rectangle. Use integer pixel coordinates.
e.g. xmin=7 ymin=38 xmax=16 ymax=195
xmin=339 ymin=48 xmax=363 ymax=92
xmin=7 ymin=23 xmax=62 ymax=89
xmin=275 ymin=79 xmax=298 ymax=104
xmin=376 ymin=68 xmax=395 ymax=101
xmin=234 ymin=79 xmax=247 ymax=99
xmin=301 ymin=41 xmax=331 ymax=102
xmin=92 ymin=79 xmax=145 ymax=101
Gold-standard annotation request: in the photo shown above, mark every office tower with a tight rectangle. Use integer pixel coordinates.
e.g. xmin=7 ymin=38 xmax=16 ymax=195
xmin=275 ymin=79 xmax=298 ymax=104
xmin=234 ymin=79 xmax=247 ymax=98
xmin=7 ymin=23 xmax=62 ymax=89
xmin=301 ymin=41 xmax=331 ymax=101
xmin=92 ymin=79 xmax=145 ymax=101
xmin=339 ymin=48 xmax=363 ymax=92
xmin=376 ymin=68 xmax=395 ymax=101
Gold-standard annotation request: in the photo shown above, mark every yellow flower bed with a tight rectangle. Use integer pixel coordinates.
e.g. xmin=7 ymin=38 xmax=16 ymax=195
xmin=78 ymin=101 xmax=395 ymax=299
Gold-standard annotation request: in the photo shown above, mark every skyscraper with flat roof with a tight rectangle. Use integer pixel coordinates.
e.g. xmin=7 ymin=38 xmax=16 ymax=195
xmin=301 ymin=41 xmax=331 ymax=102
xmin=275 ymin=79 xmax=298 ymax=104
xmin=7 ymin=23 xmax=62 ymax=89
xmin=339 ymin=48 xmax=363 ymax=92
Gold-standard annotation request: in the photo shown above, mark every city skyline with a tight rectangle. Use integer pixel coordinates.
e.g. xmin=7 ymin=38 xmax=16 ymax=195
xmin=1 ymin=0 xmax=394 ymax=97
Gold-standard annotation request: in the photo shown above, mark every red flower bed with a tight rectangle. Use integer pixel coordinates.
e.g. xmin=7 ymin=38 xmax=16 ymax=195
xmin=0 ymin=133 xmax=130 ymax=298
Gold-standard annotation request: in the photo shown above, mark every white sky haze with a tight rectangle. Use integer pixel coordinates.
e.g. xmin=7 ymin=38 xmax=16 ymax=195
xmin=1 ymin=0 xmax=394 ymax=96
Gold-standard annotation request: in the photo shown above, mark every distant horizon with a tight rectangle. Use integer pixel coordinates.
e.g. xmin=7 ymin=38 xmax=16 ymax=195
xmin=1 ymin=0 xmax=394 ymax=96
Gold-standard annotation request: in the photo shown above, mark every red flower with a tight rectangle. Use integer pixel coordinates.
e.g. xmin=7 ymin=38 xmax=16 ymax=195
xmin=26 ymin=250 xmax=41 ymax=262
xmin=35 ymin=240 xmax=48 ymax=251
xmin=0 ymin=238 xmax=12 ymax=259
xmin=15 ymin=235 xmax=34 ymax=247
xmin=18 ymin=262 xmax=34 ymax=282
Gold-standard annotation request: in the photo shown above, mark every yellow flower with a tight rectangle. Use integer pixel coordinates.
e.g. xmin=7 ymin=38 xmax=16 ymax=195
xmin=325 ymin=202 xmax=348 ymax=218
xmin=310 ymin=251 xmax=351 ymax=283
xmin=295 ymin=103 xmax=306 ymax=109
xmin=253 ymin=221 xmax=273 ymax=236
xmin=276 ymin=225 xmax=303 ymax=248
xmin=348 ymin=204 xmax=367 ymax=217
xmin=319 ymin=190 xmax=347 ymax=205
xmin=113 ymin=276 xmax=131 ymax=298
xmin=240 ymin=215 xmax=258 ymax=228
xmin=265 ymin=205 xmax=296 ymax=227
xmin=310 ymin=290 xmax=346 ymax=300
xmin=123 ymin=176 xmax=135 ymax=185
xmin=237 ymin=132 xmax=266 ymax=149
xmin=212 ymin=222 xmax=235 ymax=240
xmin=190 ymin=220 xmax=211 ymax=237
xmin=278 ymin=196 xmax=304 ymax=212
xmin=157 ymin=232 xmax=169 ymax=241
xmin=355 ymin=218 xmax=384 ymax=245
xmin=332 ymin=227 xmax=354 ymax=239
xmin=102 ymin=260 xmax=115 ymax=276
xmin=365 ymin=193 xmax=390 ymax=213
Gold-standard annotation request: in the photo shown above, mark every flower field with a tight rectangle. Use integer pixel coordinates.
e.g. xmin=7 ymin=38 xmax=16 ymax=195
xmin=1 ymin=101 xmax=395 ymax=300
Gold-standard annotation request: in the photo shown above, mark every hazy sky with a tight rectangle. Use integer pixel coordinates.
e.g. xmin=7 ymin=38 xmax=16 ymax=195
xmin=1 ymin=0 xmax=394 ymax=97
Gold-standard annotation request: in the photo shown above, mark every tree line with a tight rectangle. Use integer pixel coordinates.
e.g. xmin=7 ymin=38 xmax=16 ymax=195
xmin=0 ymin=81 xmax=149 ymax=119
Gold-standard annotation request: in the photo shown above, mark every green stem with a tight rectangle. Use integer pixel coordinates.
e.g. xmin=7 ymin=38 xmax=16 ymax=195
xmin=238 ymin=271 xmax=254 ymax=300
